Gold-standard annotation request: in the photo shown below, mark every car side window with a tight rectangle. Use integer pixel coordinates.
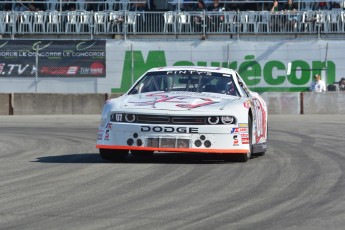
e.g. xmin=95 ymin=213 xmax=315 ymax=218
xmin=235 ymin=73 xmax=250 ymax=97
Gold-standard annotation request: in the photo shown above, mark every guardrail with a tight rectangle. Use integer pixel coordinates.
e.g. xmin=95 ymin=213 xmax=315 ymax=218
xmin=1 ymin=9 xmax=344 ymax=38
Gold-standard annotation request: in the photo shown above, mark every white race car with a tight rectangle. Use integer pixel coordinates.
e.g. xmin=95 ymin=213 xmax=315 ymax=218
xmin=96 ymin=66 xmax=268 ymax=162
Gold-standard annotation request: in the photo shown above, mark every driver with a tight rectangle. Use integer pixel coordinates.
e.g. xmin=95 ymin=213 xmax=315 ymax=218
xmin=216 ymin=78 xmax=236 ymax=95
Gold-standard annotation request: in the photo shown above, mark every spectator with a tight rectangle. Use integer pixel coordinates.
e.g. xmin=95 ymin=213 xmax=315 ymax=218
xmin=13 ymin=2 xmax=27 ymax=11
xmin=270 ymin=0 xmax=283 ymax=32
xmin=207 ymin=0 xmax=223 ymax=11
xmin=193 ymin=0 xmax=206 ymax=32
xmin=331 ymin=2 xmax=341 ymax=9
xmin=339 ymin=78 xmax=345 ymax=91
xmin=309 ymin=74 xmax=326 ymax=92
xmin=283 ymin=0 xmax=298 ymax=32
xmin=207 ymin=0 xmax=224 ymax=32
xmin=316 ymin=1 xmax=330 ymax=10
xmin=194 ymin=0 xmax=206 ymax=12
xmin=283 ymin=0 xmax=297 ymax=11
xmin=270 ymin=0 xmax=282 ymax=12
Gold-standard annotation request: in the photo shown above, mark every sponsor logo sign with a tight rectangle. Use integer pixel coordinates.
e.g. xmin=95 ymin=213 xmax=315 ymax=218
xmin=233 ymin=135 xmax=239 ymax=146
xmin=231 ymin=127 xmax=248 ymax=134
xmin=104 ymin=130 xmax=110 ymax=140
xmin=141 ymin=126 xmax=199 ymax=133
xmin=0 ymin=40 xmax=105 ymax=77
xmin=112 ymin=49 xmax=336 ymax=93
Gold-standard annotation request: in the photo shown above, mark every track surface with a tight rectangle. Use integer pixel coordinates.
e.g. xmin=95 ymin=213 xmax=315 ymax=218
xmin=0 ymin=115 xmax=344 ymax=230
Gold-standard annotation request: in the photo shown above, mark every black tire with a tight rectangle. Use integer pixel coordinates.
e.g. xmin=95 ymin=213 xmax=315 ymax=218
xmin=99 ymin=149 xmax=128 ymax=162
xmin=131 ymin=150 xmax=154 ymax=157
xmin=252 ymin=118 xmax=268 ymax=157
xmin=253 ymin=151 xmax=265 ymax=157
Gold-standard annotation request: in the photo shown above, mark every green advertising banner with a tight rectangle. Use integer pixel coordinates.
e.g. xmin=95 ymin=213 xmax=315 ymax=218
xmin=108 ymin=40 xmax=339 ymax=93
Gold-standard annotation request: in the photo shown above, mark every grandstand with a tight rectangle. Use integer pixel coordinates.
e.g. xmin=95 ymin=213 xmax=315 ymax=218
xmin=0 ymin=0 xmax=344 ymax=39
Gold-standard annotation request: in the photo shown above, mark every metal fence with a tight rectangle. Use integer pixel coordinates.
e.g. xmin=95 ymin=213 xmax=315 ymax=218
xmin=328 ymin=78 xmax=345 ymax=91
xmin=1 ymin=9 xmax=345 ymax=38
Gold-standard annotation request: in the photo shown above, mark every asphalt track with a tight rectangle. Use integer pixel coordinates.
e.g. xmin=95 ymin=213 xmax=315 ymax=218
xmin=0 ymin=115 xmax=344 ymax=230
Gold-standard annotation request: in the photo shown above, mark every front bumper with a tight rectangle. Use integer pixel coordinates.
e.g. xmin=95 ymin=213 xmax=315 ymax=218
xmin=96 ymin=122 xmax=250 ymax=154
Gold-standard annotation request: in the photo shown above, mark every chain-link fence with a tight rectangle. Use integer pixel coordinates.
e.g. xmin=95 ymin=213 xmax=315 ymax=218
xmin=327 ymin=78 xmax=345 ymax=91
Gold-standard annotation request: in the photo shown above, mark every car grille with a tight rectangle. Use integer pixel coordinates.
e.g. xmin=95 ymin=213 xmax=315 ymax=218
xmin=137 ymin=115 xmax=207 ymax=125
xmin=147 ymin=138 xmax=190 ymax=148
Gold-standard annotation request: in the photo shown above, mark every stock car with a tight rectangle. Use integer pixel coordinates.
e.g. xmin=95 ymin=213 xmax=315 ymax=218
xmin=96 ymin=66 xmax=268 ymax=162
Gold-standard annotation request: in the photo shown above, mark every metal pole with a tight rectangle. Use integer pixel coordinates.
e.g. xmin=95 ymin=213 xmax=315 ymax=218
xmin=131 ymin=43 xmax=134 ymax=85
xmin=202 ymin=10 xmax=206 ymax=38
xmin=35 ymin=45 xmax=39 ymax=94
xmin=325 ymin=43 xmax=328 ymax=86
xmin=227 ymin=43 xmax=230 ymax=68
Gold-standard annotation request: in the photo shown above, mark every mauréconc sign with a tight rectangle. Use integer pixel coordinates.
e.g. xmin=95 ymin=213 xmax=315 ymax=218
xmin=111 ymin=50 xmax=335 ymax=93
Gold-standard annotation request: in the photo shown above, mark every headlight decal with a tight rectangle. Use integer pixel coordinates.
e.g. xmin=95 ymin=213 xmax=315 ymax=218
xmin=125 ymin=114 xmax=136 ymax=122
xmin=110 ymin=113 xmax=236 ymax=125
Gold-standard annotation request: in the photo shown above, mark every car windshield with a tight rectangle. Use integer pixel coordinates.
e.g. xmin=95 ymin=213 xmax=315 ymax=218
xmin=128 ymin=70 xmax=239 ymax=96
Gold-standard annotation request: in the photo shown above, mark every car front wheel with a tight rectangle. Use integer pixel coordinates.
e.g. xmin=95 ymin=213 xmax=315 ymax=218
xmin=131 ymin=150 xmax=154 ymax=157
xmin=99 ymin=149 xmax=128 ymax=162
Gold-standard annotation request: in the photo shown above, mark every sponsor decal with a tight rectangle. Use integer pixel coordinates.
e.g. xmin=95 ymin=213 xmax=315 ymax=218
xmin=238 ymin=123 xmax=248 ymax=127
xmin=80 ymin=62 xmax=105 ymax=75
xmin=97 ymin=129 xmax=104 ymax=140
xmin=243 ymin=100 xmax=251 ymax=108
xmin=231 ymin=127 xmax=248 ymax=134
xmin=253 ymin=98 xmax=267 ymax=143
xmin=242 ymin=138 xmax=249 ymax=144
xmin=104 ymin=130 xmax=110 ymax=140
xmin=141 ymin=125 xmax=199 ymax=133
xmin=166 ymin=70 xmax=212 ymax=75
xmin=66 ymin=66 xmax=79 ymax=75
xmin=105 ymin=123 xmax=112 ymax=129
xmin=241 ymin=133 xmax=249 ymax=138
xmin=233 ymin=135 xmax=239 ymax=146
xmin=129 ymin=92 xmax=219 ymax=109
xmin=40 ymin=66 xmax=79 ymax=75
xmin=111 ymin=113 xmax=123 ymax=122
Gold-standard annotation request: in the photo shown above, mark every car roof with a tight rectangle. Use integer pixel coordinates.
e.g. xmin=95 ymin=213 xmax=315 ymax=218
xmin=148 ymin=66 xmax=237 ymax=75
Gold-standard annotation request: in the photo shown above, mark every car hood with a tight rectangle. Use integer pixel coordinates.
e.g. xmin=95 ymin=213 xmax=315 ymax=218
xmin=118 ymin=91 xmax=243 ymax=112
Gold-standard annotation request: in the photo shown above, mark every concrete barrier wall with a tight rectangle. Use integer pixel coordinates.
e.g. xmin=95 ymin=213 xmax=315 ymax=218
xmin=303 ymin=92 xmax=345 ymax=114
xmin=0 ymin=94 xmax=10 ymax=115
xmin=1 ymin=93 xmax=344 ymax=115
xmin=260 ymin=93 xmax=301 ymax=115
xmin=12 ymin=94 xmax=107 ymax=115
